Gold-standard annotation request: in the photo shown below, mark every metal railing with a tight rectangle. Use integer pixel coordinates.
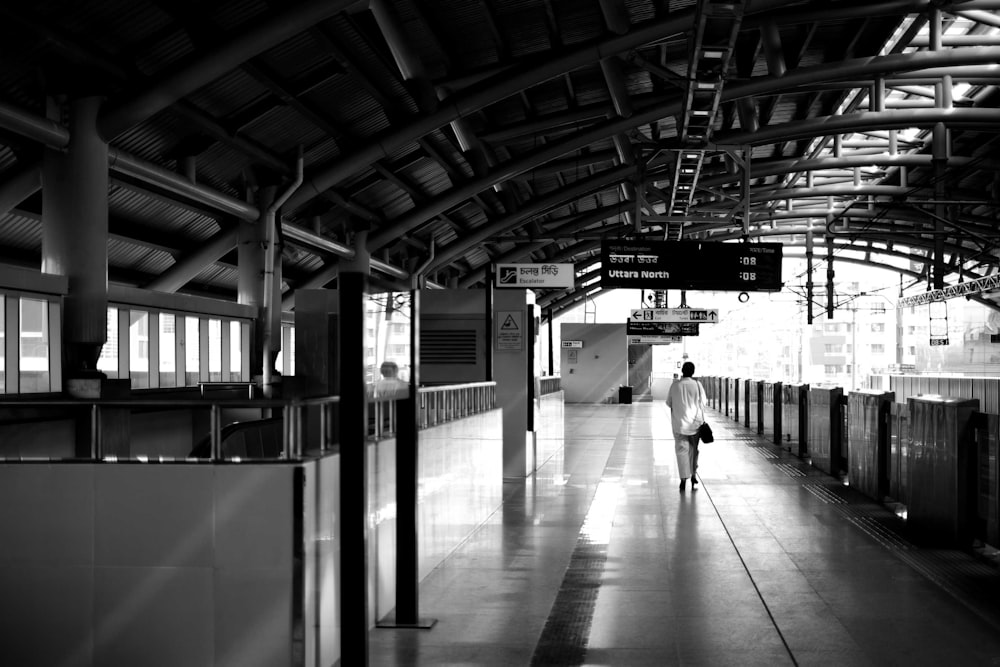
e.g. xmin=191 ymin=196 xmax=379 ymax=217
xmin=539 ymin=376 xmax=561 ymax=395
xmin=418 ymin=382 xmax=496 ymax=428
xmin=0 ymin=395 xmax=340 ymax=462
xmin=0 ymin=381 xmax=502 ymax=461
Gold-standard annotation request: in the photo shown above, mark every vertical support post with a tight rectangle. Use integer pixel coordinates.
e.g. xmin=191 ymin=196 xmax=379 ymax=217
xmin=806 ymin=227 xmax=814 ymax=324
xmin=210 ymin=404 xmax=221 ymax=460
xmin=42 ymin=96 xmax=109 ymax=389
xmin=380 ymin=288 xmax=436 ymax=629
xmin=239 ymin=187 xmax=272 ymax=382
xmin=485 ymin=277 xmax=494 ymax=382
xmin=91 ymin=404 xmax=100 ymax=459
xmin=547 ymin=307 xmax=554 ymax=376
xmin=826 ymin=238 xmax=835 ymax=319
xmin=338 ymin=271 xmax=370 ymax=663
xmin=319 ymin=402 xmax=329 ymax=452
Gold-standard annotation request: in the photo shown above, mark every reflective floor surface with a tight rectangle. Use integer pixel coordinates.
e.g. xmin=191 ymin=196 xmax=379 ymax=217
xmin=367 ymin=402 xmax=1000 ymax=666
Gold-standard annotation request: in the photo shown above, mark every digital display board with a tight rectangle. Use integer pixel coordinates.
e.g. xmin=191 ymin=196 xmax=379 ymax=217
xmin=625 ymin=321 xmax=699 ymax=336
xmin=600 ymin=240 xmax=783 ymax=291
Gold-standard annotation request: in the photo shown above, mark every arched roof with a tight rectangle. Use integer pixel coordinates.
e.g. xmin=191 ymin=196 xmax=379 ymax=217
xmin=1 ymin=0 xmax=998 ymax=317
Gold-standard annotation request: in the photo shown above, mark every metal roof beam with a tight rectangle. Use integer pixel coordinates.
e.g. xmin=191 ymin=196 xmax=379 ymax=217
xmin=98 ymin=0 xmax=356 ymax=141
xmin=145 ymin=227 xmax=240 ymax=293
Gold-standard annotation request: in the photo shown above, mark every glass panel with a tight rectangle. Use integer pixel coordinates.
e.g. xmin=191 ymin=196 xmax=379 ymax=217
xmin=0 ymin=295 xmax=5 ymax=392
xmin=159 ymin=313 xmax=176 ymax=388
xmin=275 ymin=335 xmax=283 ymax=375
xmin=229 ymin=321 xmax=242 ymax=381
xmin=208 ymin=319 xmax=222 ymax=382
xmin=19 ymin=298 xmax=49 ymax=393
xmin=185 ymin=316 xmax=200 ymax=386
xmin=129 ymin=310 xmax=149 ymax=389
xmin=282 ymin=324 xmax=295 ymax=377
xmin=368 ymin=291 xmax=411 ymax=399
xmin=97 ymin=308 xmax=119 ymax=379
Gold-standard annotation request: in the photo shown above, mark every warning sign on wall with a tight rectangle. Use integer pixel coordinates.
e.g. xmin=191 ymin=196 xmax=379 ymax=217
xmin=496 ymin=310 xmax=523 ymax=350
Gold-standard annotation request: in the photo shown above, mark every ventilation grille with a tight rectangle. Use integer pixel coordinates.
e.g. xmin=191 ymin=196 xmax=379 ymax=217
xmin=420 ymin=329 xmax=478 ymax=364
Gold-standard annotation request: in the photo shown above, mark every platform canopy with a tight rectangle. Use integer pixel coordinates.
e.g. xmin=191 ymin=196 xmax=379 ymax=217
xmin=1 ymin=0 xmax=999 ymax=317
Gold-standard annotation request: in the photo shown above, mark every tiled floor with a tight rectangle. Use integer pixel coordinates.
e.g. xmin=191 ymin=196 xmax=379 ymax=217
xmin=368 ymin=402 xmax=1000 ymax=666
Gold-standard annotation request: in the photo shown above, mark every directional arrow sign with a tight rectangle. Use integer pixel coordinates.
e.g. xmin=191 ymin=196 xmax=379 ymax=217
xmin=629 ymin=308 xmax=719 ymax=323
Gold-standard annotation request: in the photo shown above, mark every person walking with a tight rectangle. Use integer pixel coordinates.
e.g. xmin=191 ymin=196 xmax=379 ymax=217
xmin=666 ymin=361 xmax=708 ymax=491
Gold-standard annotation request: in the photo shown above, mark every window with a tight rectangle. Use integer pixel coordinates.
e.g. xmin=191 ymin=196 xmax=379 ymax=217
xmin=871 ymin=323 xmax=885 ymax=333
xmin=159 ymin=313 xmax=176 ymax=387
xmin=823 ymin=323 xmax=840 ymax=332
xmin=824 ymin=364 xmax=841 ymax=374
xmin=185 ymin=316 xmax=200 ymax=385
xmin=208 ymin=319 xmax=222 ymax=382
xmin=130 ymin=310 xmax=149 ymax=388
xmin=282 ymin=323 xmax=295 ymax=376
xmin=908 ymin=346 xmax=916 ymax=355
xmin=19 ymin=298 xmax=49 ymax=393
xmin=824 ymin=344 xmax=843 ymax=354
xmin=0 ymin=296 xmax=5 ymax=392
xmin=871 ymin=343 xmax=885 ymax=354
xmin=229 ymin=321 xmax=242 ymax=381
xmin=98 ymin=308 xmax=119 ymax=379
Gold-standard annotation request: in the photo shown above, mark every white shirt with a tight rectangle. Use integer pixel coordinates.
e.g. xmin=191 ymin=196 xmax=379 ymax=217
xmin=666 ymin=377 xmax=707 ymax=436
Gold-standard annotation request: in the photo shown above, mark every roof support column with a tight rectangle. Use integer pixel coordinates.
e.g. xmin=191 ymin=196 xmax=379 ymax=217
xmin=806 ymin=227 xmax=814 ymax=324
xmin=931 ymin=9 xmax=951 ymax=292
xmin=41 ymin=96 xmax=108 ymax=385
xmin=932 ymin=123 xmax=948 ymax=290
xmin=240 ymin=185 xmax=275 ymax=381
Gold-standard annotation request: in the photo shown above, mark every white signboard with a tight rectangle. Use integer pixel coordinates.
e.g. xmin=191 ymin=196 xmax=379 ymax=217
xmin=628 ymin=335 xmax=682 ymax=344
xmin=629 ymin=307 xmax=719 ymax=323
xmin=561 ymin=340 xmax=583 ymax=348
xmin=496 ymin=310 xmax=523 ymax=350
xmin=496 ymin=263 xmax=575 ymax=288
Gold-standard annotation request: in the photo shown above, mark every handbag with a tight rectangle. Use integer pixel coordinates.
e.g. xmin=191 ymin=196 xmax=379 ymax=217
xmin=698 ymin=421 xmax=714 ymax=443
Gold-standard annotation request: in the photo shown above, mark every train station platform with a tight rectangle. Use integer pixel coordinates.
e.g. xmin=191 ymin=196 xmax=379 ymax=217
xmin=368 ymin=401 xmax=1000 ymax=666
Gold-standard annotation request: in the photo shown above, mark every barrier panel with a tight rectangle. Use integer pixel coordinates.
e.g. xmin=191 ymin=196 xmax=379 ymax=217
xmin=971 ymin=413 xmax=999 ymax=549
xmin=847 ymin=390 xmax=893 ymax=502
xmin=908 ymin=395 xmax=979 ymax=546
xmin=808 ymin=386 xmax=843 ymax=476
xmin=754 ymin=381 xmax=764 ymax=434
xmin=781 ymin=383 xmax=809 ymax=457
xmin=888 ymin=375 xmax=1000 ymax=415
xmin=731 ymin=378 xmax=740 ymax=423
xmin=889 ymin=401 xmax=910 ymax=504
xmin=761 ymin=382 xmax=782 ymax=444
xmin=743 ymin=379 xmax=751 ymax=428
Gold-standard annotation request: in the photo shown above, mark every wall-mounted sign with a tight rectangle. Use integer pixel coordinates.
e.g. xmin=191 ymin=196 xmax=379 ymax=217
xmin=601 ymin=240 xmax=782 ymax=291
xmin=626 ymin=321 xmax=698 ymax=336
xmin=628 ymin=335 xmax=682 ymax=344
xmin=495 ymin=263 xmax=574 ymax=288
xmin=629 ymin=308 xmax=718 ymax=323
xmin=561 ymin=340 xmax=583 ymax=348
xmin=496 ymin=310 xmax=523 ymax=350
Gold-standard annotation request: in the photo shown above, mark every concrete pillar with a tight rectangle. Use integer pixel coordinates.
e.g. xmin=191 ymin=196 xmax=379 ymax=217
xmin=41 ymin=96 xmax=108 ymax=380
xmin=239 ymin=185 xmax=275 ymax=380
xmin=494 ymin=288 xmax=537 ymax=479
